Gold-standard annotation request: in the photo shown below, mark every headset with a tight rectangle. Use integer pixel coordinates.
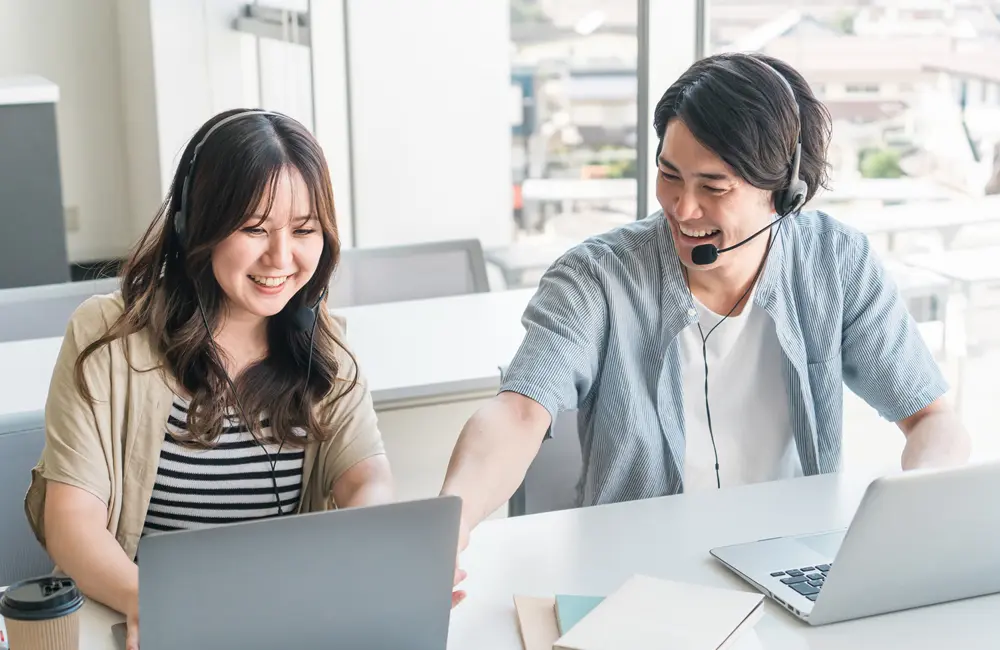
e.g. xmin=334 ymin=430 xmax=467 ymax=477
xmin=690 ymin=56 xmax=807 ymax=489
xmin=172 ymin=108 xmax=327 ymax=515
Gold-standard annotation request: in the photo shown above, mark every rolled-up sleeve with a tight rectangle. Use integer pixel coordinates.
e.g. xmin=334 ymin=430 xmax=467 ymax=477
xmin=840 ymin=235 xmax=949 ymax=422
xmin=39 ymin=316 xmax=113 ymax=504
xmin=499 ymin=252 xmax=609 ymax=424
xmin=25 ymin=297 xmax=117 ymax=547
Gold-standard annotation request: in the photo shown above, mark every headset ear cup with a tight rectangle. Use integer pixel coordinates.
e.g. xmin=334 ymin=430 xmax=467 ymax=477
xmin=786 ymin=179 xmax=808 ymax=215
xmin=773 ymin=189 xmax=788 ymax=216
xmin=173 ymin=210 xmax=187 ymax=249
xmin=774 ymin=180 xmax=808 ymax=216
xmin=292 ymin=305 xmax=317 ymax=332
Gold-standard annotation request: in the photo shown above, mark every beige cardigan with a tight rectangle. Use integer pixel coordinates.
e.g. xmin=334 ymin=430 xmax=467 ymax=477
xmin=24 ymin=292 xmax=386 ymax=561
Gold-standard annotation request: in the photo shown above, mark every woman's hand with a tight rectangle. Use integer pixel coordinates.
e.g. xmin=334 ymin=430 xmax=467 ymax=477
xmin=125 ymin=608 xmax=140 ymax=650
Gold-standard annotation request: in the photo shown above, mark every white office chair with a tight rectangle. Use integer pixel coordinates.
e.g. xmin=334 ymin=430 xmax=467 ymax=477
xmin=329 ymin=239 xmax=489 ymax=308
xmin=508 ymin=408 xmax=584 ymax=517
xmin=0 ymin=277 xmax=120 ymax=342
xmin=0 ymin=411 xmax=54 ymax=585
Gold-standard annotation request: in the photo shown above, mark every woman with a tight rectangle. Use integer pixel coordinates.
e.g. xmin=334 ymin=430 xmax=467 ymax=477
xmin=24 ymin=109 xmax=394 ymax=648
xmin=440 ymin=52 xmax=971 ymax=598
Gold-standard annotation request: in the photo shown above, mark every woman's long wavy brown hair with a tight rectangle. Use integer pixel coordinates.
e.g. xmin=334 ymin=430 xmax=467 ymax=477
xmin=75 ymin=108 xmax=355 ymax=448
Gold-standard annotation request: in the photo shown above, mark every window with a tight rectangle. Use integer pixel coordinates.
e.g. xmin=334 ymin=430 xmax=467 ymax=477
xmin=709 ymin=1 xmax=1000 ymax=467
xmin=497 ymin=2 xmax=641 ymax=288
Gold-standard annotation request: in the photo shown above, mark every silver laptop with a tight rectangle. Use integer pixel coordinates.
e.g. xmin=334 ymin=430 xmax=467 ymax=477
xmin=116 ymin=495 xmax=461 ymax=650
xmin=710 ymin=459 xmax=1000 ymax=625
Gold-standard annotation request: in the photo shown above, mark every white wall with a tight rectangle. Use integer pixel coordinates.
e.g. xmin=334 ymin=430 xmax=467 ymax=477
xmin=255 ymin=0 xmax=313 ymax=130
xmin=310 ymin=0 xmax=356 ymax=247
xmin=148 ymin=0 xmax=317 ymax=210
xmin=117 ymin=0 xmax=165 ymax=245
xmin=148 ymin=0 xmax=252 ymax=199
xmin=342 ymin=0 xmax=514 ymax=248
xmin=0 ymin=0 xmax=133 ymax=263
xmin=644 ymin=0 xmax=699 ymax=219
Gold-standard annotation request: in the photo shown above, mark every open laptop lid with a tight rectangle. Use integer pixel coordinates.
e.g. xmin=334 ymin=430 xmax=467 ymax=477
xmin=711 ymin=458 xmax=1000 ymax=625
xmin=136 ymin=495 xmax=461 ymax=650
xmin=807 ymin=459 xmax=1000 ymax=624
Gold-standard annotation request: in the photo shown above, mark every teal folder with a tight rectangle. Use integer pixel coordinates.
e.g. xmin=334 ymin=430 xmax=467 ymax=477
xmin=554 ymin=595 xmax=605 ymax=635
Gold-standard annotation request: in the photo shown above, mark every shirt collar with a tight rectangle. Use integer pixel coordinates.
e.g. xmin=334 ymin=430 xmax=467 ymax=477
xmin=752 ymin=215 xmax=788 ymax=315
xmin=654 ymin=211 xmax=698 ymax=340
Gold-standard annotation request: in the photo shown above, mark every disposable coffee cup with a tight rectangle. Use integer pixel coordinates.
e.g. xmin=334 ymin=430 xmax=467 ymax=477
xmin=0 ymin=576 xmax=85 ymax=650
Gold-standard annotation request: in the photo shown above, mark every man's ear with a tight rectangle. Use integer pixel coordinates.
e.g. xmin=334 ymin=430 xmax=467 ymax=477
xmin=767 ymin=188 xmax=778 ymax=214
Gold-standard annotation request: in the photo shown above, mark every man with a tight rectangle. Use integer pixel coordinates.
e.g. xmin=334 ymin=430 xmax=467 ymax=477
xmin=442 ymin=52 xmax=970 ymax=605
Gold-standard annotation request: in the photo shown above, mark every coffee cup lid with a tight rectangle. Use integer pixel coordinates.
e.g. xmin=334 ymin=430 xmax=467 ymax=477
xmin=0 ymin=576 xmax=85 ymax=621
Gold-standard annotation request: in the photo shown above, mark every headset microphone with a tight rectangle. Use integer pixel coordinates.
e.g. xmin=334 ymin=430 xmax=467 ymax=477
xmin=293 ymin=285 xmax=327 ymax=388
xmin=691 ymin=211 xmax=793 ymax=265
xmin=292 ymin=286 xmax=328 ymax=332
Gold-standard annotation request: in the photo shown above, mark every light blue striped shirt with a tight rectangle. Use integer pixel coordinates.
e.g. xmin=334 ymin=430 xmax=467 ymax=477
xmin=500 ymin=210 xmax=948 ymax=506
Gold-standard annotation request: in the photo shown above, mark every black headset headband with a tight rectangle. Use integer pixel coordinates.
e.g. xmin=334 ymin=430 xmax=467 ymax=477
xmin=752 ymin=56 xmax=808 ymax=217
xmin=173 ymin=109 xmax=284 ymax=246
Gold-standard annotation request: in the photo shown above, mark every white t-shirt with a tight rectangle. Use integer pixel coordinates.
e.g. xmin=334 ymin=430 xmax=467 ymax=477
xmin=679 ymin=289 xmax=801 ymax=492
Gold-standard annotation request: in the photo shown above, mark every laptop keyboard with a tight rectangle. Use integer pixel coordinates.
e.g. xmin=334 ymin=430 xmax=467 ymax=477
xmin=768 ymin=563 xmax=832 ymax=601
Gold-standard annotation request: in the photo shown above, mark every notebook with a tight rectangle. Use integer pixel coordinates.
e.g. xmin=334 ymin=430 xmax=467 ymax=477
xmin=552 ymin=574 xmax=765 ymax=650
xmin=555 ymin=595 xmax=604 ymax=635
xmin=512 ymin=595 xmax=560 ymax=650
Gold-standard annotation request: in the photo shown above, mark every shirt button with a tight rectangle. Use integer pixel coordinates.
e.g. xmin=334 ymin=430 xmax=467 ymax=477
xmin=687 ymin=308 xmax=696 ymax=317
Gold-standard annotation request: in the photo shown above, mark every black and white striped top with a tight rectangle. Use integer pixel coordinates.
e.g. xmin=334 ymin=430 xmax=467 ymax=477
xmin=142 ymin=398 xmax=305 ymax=535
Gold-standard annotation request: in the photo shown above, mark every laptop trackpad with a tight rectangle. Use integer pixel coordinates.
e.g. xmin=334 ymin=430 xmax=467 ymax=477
xmin=796 ymin=530 xmax=845 ymax=558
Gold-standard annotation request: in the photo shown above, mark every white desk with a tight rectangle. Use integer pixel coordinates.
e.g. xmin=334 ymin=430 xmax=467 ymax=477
xmin=335 ymin=289 xmax=532 ymax=408
xmin=0 ymin=289 xmax=535 ymax=418
xmin=68 ymin=472 xmax=1000 ymax=649
xmin=0 ymin=281 xmax=957 ymax=418
xmin=446 ymin=472 xmax=1000 ymax=650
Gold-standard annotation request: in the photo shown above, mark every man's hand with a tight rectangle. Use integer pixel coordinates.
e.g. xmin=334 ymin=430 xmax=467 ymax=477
xmin=440 ymin=391 xmax=551 ymax=609
xmin=451 ymin=516 xmax=472 ymax=608
xmin=125 ymin=607 xmax=140 ymax=650
xmin=452 ymin=565 xmax=467 ymax=608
